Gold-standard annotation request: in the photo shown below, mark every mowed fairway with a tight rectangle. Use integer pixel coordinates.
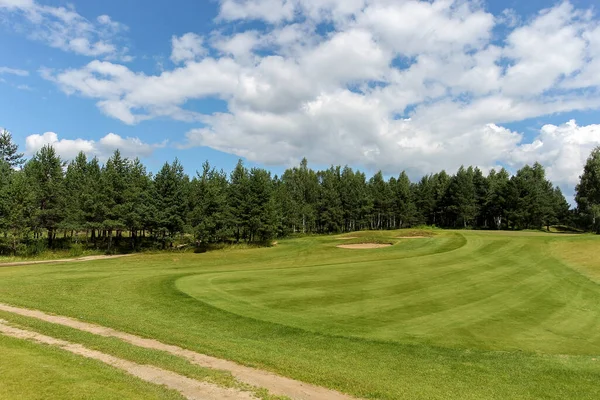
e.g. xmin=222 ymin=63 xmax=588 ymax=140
xmin=1 ymin=230 xmax=600 ymax=399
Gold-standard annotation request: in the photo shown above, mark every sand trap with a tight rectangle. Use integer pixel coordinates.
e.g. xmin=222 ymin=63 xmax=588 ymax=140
xmin=0 ymin=303 xmax=355 ymax=400
xmin=0 ymin=254 xmax=132 ymax=268
xmin=395 ymin=236 xmax=430 ymax=239
xmin=337 ymin=243 xmax=392 ymax=249
xmin=0 ymin=322 xmax=254 ymax=400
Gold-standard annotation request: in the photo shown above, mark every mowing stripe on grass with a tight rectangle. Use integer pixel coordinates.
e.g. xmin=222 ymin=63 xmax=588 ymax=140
xmin=0 ymin=303 xmax=355 ymax=400
xmin=0 ymin=321 xmax=253 ymax=400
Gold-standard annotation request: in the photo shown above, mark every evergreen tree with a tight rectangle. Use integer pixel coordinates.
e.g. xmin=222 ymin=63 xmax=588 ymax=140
xmin=246 ymin=168 xmax=276 ymax=242
xmin=229 ymin=159 xmax=250 ymax=241
xmin=154 ymin=159 xmax=188 ymax=240
xmin=6 ymin=169 xmax=35 ymax=252
xmin=445 ymin=166 xmax=477 ymax=228
xmin=576 ymin=147 xmax=600 ymax=232
xmin=190 ymin=162 xmax=231 ymax=243
xmin=0 ymin=160 xmax=12 ymax=235
xmin=472 ymin=167 xmax=488 ymax=227
xmin=123 ymin=158 xmax=154 ymax=247
xmin=0 ymin=129 xmax=25 ymax=168
xmin=369 ymin=171 xmax=393 ymax=229
xmin=83 ymin=157 xmax=106 ymax=242
xmin=317 ymin=167 xmax=343 ymax=233
xmin=484 ymin=168 xmax=510 ymax=229
xmin=62 ymin=152 xmax=89 ymax=235
xmin=101 ymin=150 xmax=129 ymax=250
xmin=26 ymin=145 xmax=65 ymax=245
xmin=394 ymin=171 xmax=418 ymax=228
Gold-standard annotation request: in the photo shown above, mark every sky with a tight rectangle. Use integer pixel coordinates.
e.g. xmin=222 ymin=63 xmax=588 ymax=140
xmin=1 ymin=0 xmax=600 ymax=203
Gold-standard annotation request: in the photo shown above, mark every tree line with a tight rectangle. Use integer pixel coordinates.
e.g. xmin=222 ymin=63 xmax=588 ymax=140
xmin=0 ymin=128 xmax=592 ymax=255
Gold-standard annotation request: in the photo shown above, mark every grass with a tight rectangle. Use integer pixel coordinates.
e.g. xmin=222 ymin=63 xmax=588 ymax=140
xmin=0 ymin=229 xmax=599 ymax=399
xmin=0 ymin=311 xmax=285 ymax=400
xmin=0 ymin=334 xmax=185 ymax=400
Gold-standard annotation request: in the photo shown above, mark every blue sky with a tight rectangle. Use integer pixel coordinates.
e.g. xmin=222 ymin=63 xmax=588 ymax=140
xmin=1 ymin=0 xmax=600 ymax=200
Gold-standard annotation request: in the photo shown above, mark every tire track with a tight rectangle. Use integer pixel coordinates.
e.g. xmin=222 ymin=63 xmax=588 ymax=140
xmin=0 ymin=320 xmax=254 ymax=400
xmin=0 ymin=303 xmax=355 ymax=400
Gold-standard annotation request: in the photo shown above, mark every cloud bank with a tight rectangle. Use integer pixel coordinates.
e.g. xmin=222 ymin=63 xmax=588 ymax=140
xmin=25 ymin=132 xmax=165 ymax=161
xmin=6 ymin=0 xmax=600 ymax=193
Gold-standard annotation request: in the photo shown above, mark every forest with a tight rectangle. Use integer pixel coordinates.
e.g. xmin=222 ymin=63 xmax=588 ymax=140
xmin=1 ymin=128 xmax=599 ymax=256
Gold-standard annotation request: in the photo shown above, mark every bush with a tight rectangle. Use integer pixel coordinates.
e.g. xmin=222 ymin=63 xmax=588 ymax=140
xmin=68 ymin=243 xmax=84 ymax=257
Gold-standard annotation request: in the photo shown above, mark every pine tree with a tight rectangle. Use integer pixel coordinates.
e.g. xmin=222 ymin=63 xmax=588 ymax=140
xmin=190 ymin=161 xmax=231 ymax=243
xmin=246 ymin=168 xmax=276 ymax=242
xmin=101 ymin=150 xmax=129 ymax=250
xmin=317 ymin=167 xmax=343 ymax=233
xmin=576 ymin=147 xmax=600 ymax=231
xmin=6 ymin=169 xmax=35 ymax=252
xmin=83 ymin=157 xmax=105 ymax=242
xmin=484 ymin=168 xmax=510 ymax=229
xmin=25 ymin=145 xmax=65 ymax=245
xmin=62 ymin=152 xmax=89 ymax=236
xmin=394 ymin=171 xmax=418 ymax=228
xmin=123 ymin=158 xmax=153 ymax=248
xmin=229 ymin=159 xmax=250 ymax=242
xmin=154 ymin=159 xmax=188 ymax=241
xmin=0 ymin=129 xmax=25 ymax=168
xmin=0 ymin=160 xmax=12 ymax=235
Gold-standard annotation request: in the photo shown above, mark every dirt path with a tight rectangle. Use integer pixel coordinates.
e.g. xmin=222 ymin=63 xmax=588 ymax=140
xmin=0 ymin=303 xmax=355 ymax=400
xmin=0 ymin=320 xmax=254 ymax=400
xmin=0 ymin=254 xmax=132 ymax=268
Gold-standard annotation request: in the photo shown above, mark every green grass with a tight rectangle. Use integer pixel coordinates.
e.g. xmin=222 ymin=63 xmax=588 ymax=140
xmin=0 ymin=334 xmax=185 ymax=400
xmin=0 ymin=230 xmax=600 ymax=399
xmin=0 ymin=311 xmax=285 ymax=400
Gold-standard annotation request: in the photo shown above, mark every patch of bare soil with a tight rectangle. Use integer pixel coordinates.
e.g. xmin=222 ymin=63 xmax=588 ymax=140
xmin=336 ymin=244 xmax=392 ymax=249
xmin=0 ymin=254 xmax=132 ymax=268
xmin=0 ymin=321 xmax=254 ymax=400
xmin=395 ymin=236 xmax=430 ymax=239
xmin=0 ymin=303 xmax=356 ymax=400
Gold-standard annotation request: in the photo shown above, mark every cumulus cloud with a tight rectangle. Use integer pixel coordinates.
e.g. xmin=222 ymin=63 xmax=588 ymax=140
xmin=0 ymin=0 xmax=129 ymax=59
xmin=171 ymin=33 xmax=207 ymax=64
xmin=509 ymin=120 xmax=600 ymax=190
xmin=25 ymin=131 xmax=165 ymax=161
xmin=35 ymin=0 xmax=600 ymax=193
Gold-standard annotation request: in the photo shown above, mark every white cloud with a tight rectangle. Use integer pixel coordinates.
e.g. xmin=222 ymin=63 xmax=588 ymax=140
xmin=509 ymin=120 xmax=600 ymax=190
xmin=36 ymin=0 xmax=600 ymax=193
xmin=217 ymin=0 xmax=295 ymax=23
xmin=0 ymin=0 xmax=129 ymax=59
xmin=0 ymin=66 xmax=28 ymax=76
xmin=357 ymin=0 xmax=494 ymax=56
xmin=25 ymin=131 xmax=164 ymax=161
xmin=502 ymin=1 xmax=590 ymax=96
xmin=212 ymin=31 xmax=261 ymax=62
xmin=171 ymin=33 xmax=207 ymax=64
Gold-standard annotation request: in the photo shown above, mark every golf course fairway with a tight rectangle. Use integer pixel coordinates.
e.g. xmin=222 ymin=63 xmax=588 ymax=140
xmin=1 ymin=229 xmax=599 ymax=399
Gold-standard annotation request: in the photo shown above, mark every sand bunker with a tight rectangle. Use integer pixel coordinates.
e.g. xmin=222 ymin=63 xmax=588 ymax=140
xmin=337 ymin=243 xmax=392 ymax=249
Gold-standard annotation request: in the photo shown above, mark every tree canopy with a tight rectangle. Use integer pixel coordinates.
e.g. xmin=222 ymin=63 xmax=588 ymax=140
xmin=0 ymin=138 xmax=586 ymax=255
